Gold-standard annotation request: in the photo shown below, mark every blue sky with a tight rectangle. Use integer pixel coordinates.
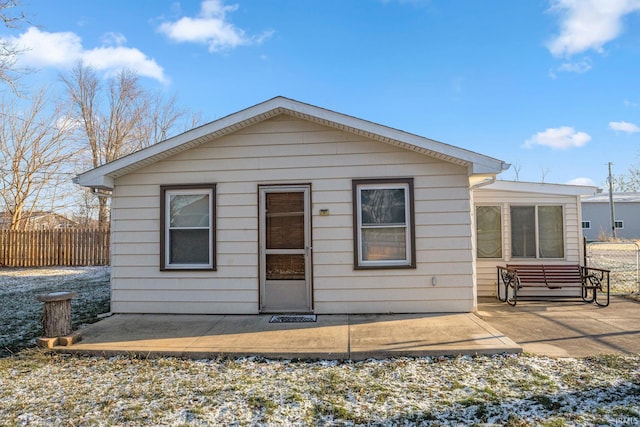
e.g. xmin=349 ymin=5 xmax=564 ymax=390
xmin=6 ymin=0 xmax=640 ymax=188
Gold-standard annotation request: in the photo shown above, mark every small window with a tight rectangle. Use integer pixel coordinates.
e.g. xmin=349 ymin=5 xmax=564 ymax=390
xmin=353 ymin=178 xmax=415 ymax=269
xmin=160 ymin=184 xmax=216 ymax=270
xmin=582 ymin=221 xmax=591 ymax=229
xmin=615 ymin=220 xmax=624 ymax=229
xmin=476 ymin=206 xmax=502 ymax=258
xmin=511 ymin=205 xmax=564 ymax=259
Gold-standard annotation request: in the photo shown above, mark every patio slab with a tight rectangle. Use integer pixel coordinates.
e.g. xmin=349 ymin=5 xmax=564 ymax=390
xmin=476 ymin=296 xmax=640 ymax=357
xmin=61 ymin=312 xmax=521 ymax=360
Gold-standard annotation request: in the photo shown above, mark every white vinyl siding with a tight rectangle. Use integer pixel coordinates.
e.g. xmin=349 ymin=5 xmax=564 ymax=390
xmin=110 ymin=115 xmax=475 ymax=314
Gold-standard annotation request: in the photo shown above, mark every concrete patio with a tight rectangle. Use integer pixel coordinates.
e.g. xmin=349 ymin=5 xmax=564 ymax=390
xmin=63 ymin=312 xmax=520 ymax=360
xmin=56 ymin=296 xmax=640 ymax=360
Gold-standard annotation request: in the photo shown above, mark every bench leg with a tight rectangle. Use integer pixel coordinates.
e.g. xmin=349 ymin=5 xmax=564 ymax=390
xmin=581 ymin=284 xmax=595 ymax=304
xmin=594 ymin=278 xmax=610 ymax=308
xmin=584 ymin=275 xmax=610 ymax=307
xmin=506 ymin=278 xmax=519 ymax=306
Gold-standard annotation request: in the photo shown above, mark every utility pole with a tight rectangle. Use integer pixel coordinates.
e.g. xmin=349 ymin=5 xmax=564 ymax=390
xmin=608 ymin=162 xmax=617 ymax=240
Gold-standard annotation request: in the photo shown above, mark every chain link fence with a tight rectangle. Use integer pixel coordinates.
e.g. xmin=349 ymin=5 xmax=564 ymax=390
xmin=585 ymin=240 xmax=640 ymax=295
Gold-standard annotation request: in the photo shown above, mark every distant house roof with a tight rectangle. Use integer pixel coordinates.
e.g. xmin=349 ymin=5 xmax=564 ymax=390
xmin=0 ymin=211 xmax=77 ymax=229
xmin=582 ymin=193 xmax=640 ymax=203
xmin=74 ymin=96 xmax=510 ymax=190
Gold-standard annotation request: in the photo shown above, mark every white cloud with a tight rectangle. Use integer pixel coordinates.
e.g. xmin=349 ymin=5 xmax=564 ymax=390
xmin=624 ymin=99 xmax=638 ymax=107
xmin=547 ymin=0 xmax=640 ymax=57
xmin=609 ymin=120 xmax=640 ymax=133
xmin=557 ymin=58 xmax=592 ymax=73
xmin=7 ymin=27 xmax=167 ymax=83
xmin=158 ymin=0 xmax=273 ymax=52
xmin=524 ymin=126 xmax=591 ymax=149
xmin=101 ymin=32 xmax=127 ymax=47
xmin=565 ymin=177 xmax=596 ymax=186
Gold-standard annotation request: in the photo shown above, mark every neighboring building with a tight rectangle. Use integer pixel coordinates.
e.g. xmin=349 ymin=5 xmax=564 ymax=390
xmin=74 ymin=97 xmax=595 ymax=314
xmin=581 ymin=193 xmax=640 ymax=241
xmin=0 ymin=211 xmax=77 ymax=230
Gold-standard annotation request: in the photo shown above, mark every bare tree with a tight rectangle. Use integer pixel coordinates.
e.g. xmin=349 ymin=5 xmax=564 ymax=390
xmin=511 ymin=162 xmax=521 ymax=181
xmin=61 ymin=62 xmax=190 ymax=228
xmin=610 ymin=167 xmax=640 ymax=192
xmin=0 ymin=89 xmax=78 ymax=230
xmin=0 ymin=0 xmax=28 ymax=93
xmin=540 ymin=167 xmax=549 ymax=183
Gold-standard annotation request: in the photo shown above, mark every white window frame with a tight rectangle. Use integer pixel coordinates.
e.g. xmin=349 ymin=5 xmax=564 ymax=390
xmin=161 ymin=185 xmax=215 ymax=270
xmin=582 ymin=220 xmax=591 ymax=229
xmin=476 ymin=205 xmax=503 ymax=259
xmin=510 ymin=204 xmax=565 ymax=259
xmin=615 ymin=220 xmax=624 ymax=229
xmin=353 ymin=179 xmax=415 ymax=269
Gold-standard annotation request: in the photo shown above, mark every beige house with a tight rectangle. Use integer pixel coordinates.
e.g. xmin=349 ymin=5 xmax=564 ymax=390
xmin=75 ymin=97 xmax=595 ymax=314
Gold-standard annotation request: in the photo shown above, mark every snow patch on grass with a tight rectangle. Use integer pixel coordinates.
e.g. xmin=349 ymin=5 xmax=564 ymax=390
xmin=0 ymin=352 xmax=639 ymax=426
xmin=0 ymin=266 xmax=110 ymax=356
xmin=0 ymin=268 xmax=639 ymax=425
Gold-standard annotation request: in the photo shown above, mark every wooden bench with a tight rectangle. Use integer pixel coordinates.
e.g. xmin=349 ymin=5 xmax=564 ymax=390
xmin=496 ymin=264 xmax=610 ymax=307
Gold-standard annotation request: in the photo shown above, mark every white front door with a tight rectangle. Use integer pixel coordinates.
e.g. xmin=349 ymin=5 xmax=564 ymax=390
xmin=259 ymin=185 xmax=312 ymax=312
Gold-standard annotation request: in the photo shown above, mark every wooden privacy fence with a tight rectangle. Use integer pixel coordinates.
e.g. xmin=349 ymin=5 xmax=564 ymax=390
xmin=0 ymin=229 xmax=110 ymax=267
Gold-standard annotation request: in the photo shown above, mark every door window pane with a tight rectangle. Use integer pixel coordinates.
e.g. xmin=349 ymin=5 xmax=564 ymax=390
xmin=266 ymin=254 xmax=305 ymax=280
xmin=266 ymin=192 xmax=304 ymax=249
xmin=476 ymin=206 xmax=502 ymax=258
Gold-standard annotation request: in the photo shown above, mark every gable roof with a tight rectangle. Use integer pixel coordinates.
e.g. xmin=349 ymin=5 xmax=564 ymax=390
xmin=74 ymin=96 xmax=510 ymax=190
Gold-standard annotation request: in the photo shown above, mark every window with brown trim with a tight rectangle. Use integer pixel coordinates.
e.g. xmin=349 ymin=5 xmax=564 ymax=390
xmin=352 ymin=178 xmax=416 ymax=269
xmin=160 ymin=184 xmax=216 ymax=270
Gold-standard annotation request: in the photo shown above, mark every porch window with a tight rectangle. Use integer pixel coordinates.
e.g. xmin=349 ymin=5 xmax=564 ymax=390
xmin=511 ymin=205 xmax=564 ymax=259
xmin=160 ymin=184 xmax=216 ymax=270
xmin=353 ymin=178 xmax=415 ymax=269
xmin=476 ymin=206 xmax=502 ymax=258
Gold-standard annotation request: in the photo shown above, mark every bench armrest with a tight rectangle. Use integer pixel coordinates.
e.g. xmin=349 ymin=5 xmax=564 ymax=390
xmin=581 ymin=266 xmax=611 ymax=274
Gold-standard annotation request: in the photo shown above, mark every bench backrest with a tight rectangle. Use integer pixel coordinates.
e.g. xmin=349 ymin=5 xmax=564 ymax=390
xmin=506 ymin=264 xmax=582 ymax=286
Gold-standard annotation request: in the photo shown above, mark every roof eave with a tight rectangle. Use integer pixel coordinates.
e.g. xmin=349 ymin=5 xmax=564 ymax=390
xmin=74 ymin=96 xmax=508 ymax=189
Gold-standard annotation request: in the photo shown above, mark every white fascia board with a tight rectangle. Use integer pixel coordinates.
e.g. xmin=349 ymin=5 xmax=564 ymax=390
xmin=280 ymin=97 xmax=508 ymax=175
xmin=75 ymin=96 xmax=509 ymax=189
xmin=74 ymin=99 xmax=287 ymax=189
xmin=74 ymin=172 xmax=114 ymax=190
xmin=482 ymin=180 xmax=599 ymax=196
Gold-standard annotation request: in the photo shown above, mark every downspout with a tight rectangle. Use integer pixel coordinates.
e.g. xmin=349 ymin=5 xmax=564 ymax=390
xmin=91 ymin=188 xmax=113 ymax=198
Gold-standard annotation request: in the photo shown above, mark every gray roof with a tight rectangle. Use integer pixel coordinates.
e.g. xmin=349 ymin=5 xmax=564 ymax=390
xmin=582 ymin=193 xmax=640 ymax=203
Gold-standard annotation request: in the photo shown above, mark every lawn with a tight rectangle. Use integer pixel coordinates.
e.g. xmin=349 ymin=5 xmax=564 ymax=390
xmin=0 ymin=268 xmax=639 ymax=426
xmin=0 ymin=267 xmax=110 ymax=357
